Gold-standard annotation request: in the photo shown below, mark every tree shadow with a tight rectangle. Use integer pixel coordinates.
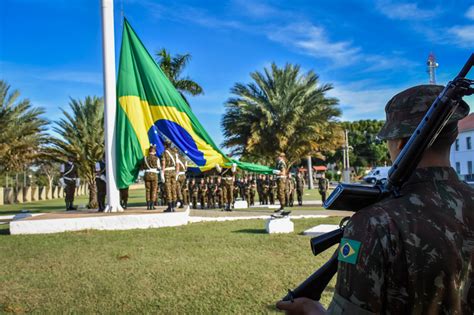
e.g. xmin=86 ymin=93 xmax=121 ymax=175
xmin=233 ymin=229 xmax=267 ymax=234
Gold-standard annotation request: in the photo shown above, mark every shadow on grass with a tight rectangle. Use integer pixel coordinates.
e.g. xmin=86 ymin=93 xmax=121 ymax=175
xmin=233 ymin=228 xmax=267 ymax=234
xmin=0 ymin=224 xmax=10 ymax=235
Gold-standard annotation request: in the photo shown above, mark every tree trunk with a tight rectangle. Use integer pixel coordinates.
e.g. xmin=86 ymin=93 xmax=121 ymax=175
xmin=88 ymin=178 xmax=98 ymax=209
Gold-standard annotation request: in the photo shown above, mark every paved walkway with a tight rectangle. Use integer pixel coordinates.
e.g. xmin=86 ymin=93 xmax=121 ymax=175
xmin=0 ymin=201 xmax=352 ymax=225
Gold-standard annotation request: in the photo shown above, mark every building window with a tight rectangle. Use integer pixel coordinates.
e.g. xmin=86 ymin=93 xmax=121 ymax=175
xmin=467 ymin=137 xmax=472 ymax=150
xmin=455 ymin=139 xmax=459 ymax=151
xmin=456 ymin=162 xmax=461 ymax=174
xmin=468 ymin=161 xmax=473 ymax=175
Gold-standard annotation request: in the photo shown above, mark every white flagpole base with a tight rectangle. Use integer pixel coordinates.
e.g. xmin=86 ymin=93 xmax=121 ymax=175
xmin=104 ymin=204 xmax=124 ymax=213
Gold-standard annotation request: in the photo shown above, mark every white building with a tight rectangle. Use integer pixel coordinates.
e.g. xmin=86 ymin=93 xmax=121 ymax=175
xmin=450 ymin=113 xmax=474 ymax=182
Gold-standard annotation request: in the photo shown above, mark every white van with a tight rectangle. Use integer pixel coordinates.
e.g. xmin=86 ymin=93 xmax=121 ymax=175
xmin=363 ymin=167 xmax=390 ymax=184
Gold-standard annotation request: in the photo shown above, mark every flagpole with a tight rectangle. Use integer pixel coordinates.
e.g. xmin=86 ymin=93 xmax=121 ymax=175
xmin=101 ymin=0 xmax=122 ymax=212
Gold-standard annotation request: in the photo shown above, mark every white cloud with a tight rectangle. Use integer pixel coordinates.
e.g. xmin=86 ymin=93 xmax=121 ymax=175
xmin=40 ymin=71 xmax=102 ymax=85
xmin=328 ymin=81 xmax=410 ymax=121
xmin=267 ymin=22 xmax=361 ymax=66
xmin=448 ymin=25 xmax=474 ymax=46
xmin=266 ymin=22 xmax=416 ymax=70
xmin=376 ymin=0 xmax=439 ymax=20
xmin=466 ymin=5 xmax=474 ymax=20
xmin=232 ymin=0 xmax=286 ymax=19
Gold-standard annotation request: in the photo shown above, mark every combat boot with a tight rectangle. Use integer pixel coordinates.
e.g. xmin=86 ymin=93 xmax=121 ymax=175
xmin=164 ymin=202 xmax=172 ymax=212
xmin=151 ymin=202 xmax=156 ymax=210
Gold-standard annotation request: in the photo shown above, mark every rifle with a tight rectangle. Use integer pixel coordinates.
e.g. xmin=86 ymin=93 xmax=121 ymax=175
xmin=282 ymin=53 xmax=474 ymax=302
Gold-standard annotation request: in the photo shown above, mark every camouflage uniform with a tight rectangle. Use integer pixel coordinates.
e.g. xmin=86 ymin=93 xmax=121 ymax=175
xmin=95 ymin=160 xmax=106 ymax=212
xmin=182 ymin=179 xmax=190 ymax=206
xmin=295 ymin=173 xmax=305 ymax=206
xmin=60 ymin=161 xmax=78 ymax=211
xmin=256 ymin=175 xmax=263 ymax=205
xmin=206 ymin=178 xmax=215 ymax=209
xmin=249 ymin=177 xmax=256 ymax=206
xmin=189 ymin=180 xmax=198 ymax=209
xmin=142 ymin=151 xmax=159 ymax=210
xmin=162 ymin=146 xmax=177 ymax=211
xmin=198 ymin=179 xmax=207 ymax=209
xmin=270 ymin=178 xmax=277 ymax=205
xmin=215 ymin=178 xmax=224 ymax=208
xmin=262 ymin=176 xmax=270 ymax=205
xmin=318 ymin=176 xmax=329 ymax=204
xmin=329 ymin=168 xmax=474 ymax=314
xmin=275 ymin=157 xmax=287 ymax=209
xmin=243 ymin=179 xmax=251 ymax=205
xmin=287 ymin=175 xmax=295 ymax=207
xmin=221 ymin=167 xmax=236 ymax=211
xmin=327 ymin=85 xmax=473 ymax=314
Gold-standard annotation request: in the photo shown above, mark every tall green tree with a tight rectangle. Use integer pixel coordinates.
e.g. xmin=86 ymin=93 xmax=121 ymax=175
xmin=49 ymin=97 xmax=104 ymax=208
xmin=155 ymin=48 xmax=204 ymax=103
xmin=222 ymin=63 xmax=343 ymax=167
xmin=326 ymin=120 xmax=391 ymax=171
xmin=0 ymin=80 xmax=49 ymax=185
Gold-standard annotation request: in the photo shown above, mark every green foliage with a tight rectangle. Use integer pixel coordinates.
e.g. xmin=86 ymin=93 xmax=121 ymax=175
xmin=326 ymin=120 xmax=390 ymax=168
xmin=0 ymin=80 xmax=49 ymax=175
xmin=0 ymin=218 xmax=340 ymax=313
xmin=49 ymin=97 xmax=104 ymax=208
xmin=155 ymin=48 xmax=204 ymax=104
xmin=222 ymin=63 xmax=343 ymax=167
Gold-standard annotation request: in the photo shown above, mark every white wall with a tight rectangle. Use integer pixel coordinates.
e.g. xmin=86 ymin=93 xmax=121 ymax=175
xmin=450 ymin=129 xmax=474 ymax=181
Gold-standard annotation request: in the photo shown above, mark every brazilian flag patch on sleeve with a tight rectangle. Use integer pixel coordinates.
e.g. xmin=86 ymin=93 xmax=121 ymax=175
xmin=338 ymin=238 xmax=361 ymax=265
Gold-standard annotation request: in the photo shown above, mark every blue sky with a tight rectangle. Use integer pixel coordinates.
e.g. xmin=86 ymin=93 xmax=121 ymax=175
xmin=1 ymin=0 xmax=473 ymax=146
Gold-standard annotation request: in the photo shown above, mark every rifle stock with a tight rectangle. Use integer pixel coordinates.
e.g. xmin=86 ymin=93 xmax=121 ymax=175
xmin=282 ymin=53 xmax=474 ymax=301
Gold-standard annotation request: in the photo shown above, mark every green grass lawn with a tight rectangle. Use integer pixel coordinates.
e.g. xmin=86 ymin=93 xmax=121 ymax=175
xmin=0 ymin=188 xmax=329 ymax=215
xmin=0 ymin=217 xmax=340 ymax=313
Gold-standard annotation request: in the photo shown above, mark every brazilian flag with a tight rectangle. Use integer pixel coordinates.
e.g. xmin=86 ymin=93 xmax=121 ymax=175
xmin=116 ymin=19 xmax=273 ymax=188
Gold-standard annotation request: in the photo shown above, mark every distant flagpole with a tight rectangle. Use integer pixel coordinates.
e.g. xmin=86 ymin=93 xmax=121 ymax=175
xmin=101 ymin=0 xmax=122 ymax=212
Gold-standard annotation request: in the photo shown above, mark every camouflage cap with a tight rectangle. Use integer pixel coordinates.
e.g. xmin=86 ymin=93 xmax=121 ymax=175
xmin=378 ymin=85 xmax=470 ymax=140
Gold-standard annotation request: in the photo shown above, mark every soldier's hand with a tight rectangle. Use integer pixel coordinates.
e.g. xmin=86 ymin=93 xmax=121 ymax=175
xmin=276 ymin=298 xmax=326 ymax=315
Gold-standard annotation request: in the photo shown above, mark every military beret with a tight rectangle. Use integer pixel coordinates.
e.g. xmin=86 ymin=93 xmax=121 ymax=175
xmin=378 ymin=85 xmax=470 ymax=140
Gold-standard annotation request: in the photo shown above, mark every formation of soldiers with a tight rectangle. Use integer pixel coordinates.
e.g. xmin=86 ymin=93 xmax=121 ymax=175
xmin=63 ymin=144 xmax=317 ymax=212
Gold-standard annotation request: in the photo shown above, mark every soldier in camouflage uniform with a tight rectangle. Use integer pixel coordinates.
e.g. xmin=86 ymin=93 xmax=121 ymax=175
xmin=277 ymin=85 xmax=474 ymax=314
xmin=198 ymin=177 xmax=207 ymax=209
xmin=262 ymin=175 xmax=270 ymax=205
xmin=318 ymin=173 xmax=329 ymax=205
xmin=249 ymin=175 xmax=257 ymax=206
xmin=95 ymin=158 xmax=106 ymax=212
xmin=218 ymin=163 xmax=237 ymax=211
xmin=273 ymin=153 xmax=287 ymax=211
xmin=243 ymin=177 xmax=251 ymax=205
xmin=296 ymin=171 xmax=305 ymax=206
xmin=182 ymin=178 xmax=190 ymax=207
xmin=206 ymin=176 xmax=215 ymax=209
xmin=287 ymin=173 xmax=296 ymax=207
xmin=175 ymin=156 xmax=187 ymax=208
xmin=215 ymin=176 xmax=224 ymax=208
xmin=162 ymin=140 xmax=177 ymax=212
xmin=60 ymin=157 xmax=79 ymax=211
xmin=189 ymin=178 xmax=198 ymax=209
xmin=142 ymin=145 xmax=160 ymax=210
xmin=256 ymin=174 xmax=263 ymax=205
xmin=270 ymin=177 xmax=277 ymax=205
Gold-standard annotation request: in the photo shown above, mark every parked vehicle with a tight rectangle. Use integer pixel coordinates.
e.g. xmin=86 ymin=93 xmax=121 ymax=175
xmin=363 ymin=167 xmax=390 ymax=184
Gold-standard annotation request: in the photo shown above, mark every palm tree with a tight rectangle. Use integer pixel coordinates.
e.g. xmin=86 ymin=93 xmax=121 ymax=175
xmin=155 ymin=48 xmax=203 ymax=104
xmin=222 ymin=63 xmax=343 ymax=167
xmin=0 ymin=80 xmax=49 ymax=185
xmin=49 ymin=97 xmax=104 ymax=208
